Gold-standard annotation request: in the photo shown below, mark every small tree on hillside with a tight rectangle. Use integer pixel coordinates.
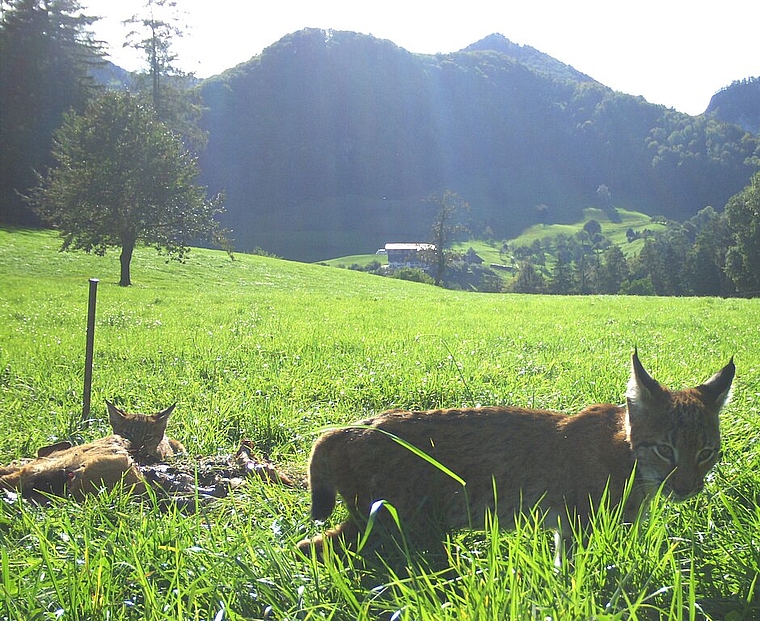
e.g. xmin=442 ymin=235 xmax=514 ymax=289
xmin=28 ymin=91 xmax=227 ymax=286
xmin=427 ymin=190 xmax=470 ymax=286
xmin=596 ymin=184 xmax=621 ymax=223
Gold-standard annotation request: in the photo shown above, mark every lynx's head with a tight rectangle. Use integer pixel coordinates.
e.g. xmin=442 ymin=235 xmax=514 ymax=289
xmin=106 ymin=400 xmax=177 ymax=461
xmin=625 ymin=350 xmax=734 ymax=501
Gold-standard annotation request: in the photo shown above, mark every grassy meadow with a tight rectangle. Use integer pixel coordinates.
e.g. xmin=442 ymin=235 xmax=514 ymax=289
xmin=0 ymin=227 xmax=759 ymax=620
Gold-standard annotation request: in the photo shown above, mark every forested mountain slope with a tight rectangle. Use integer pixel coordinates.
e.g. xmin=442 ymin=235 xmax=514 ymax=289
xmin=197 ymin=30 xmax=757 ymax=260
xmin=706 ymin=77 xmax=760 ymax=134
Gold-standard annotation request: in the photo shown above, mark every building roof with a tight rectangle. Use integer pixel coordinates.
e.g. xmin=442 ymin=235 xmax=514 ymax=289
xmin=384 ymin=243 xmax=436 ymax=252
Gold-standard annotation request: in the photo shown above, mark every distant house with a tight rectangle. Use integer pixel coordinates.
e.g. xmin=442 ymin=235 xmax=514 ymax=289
xmin=382 ymin=243 xmax=436 ymax=269
xmin=464 ymin=247 xmax=484 ymax=265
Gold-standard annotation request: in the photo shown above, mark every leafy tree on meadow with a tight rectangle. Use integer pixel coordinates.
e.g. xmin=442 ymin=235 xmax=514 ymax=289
xmin=582 ymin=219 xmax=602 ymax=238
xmin=0 ymin=0 xmax=101 ymax=224
xmin=595 ymin=184 xmax=621 ymax=222
xmin=498 ymin=242 xmax=511 ymax=265
xmin=28 ymin=91 xmax=226 ymax=286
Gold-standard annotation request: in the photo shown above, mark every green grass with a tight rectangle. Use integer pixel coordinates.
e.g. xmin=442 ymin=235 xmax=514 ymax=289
xmin=1 ymin=227 xmax=759 ymax=619
xmin=507 ymin=207 xmax=664 ymax=246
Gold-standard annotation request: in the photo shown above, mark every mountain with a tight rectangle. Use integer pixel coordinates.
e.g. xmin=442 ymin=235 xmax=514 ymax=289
xmin=462 ymin=34 xmax=595 ymax=84
xmin=706 ymin=78 xmax=760 ymax=134
xmin=199 ymin=29 xmax=760 ymax=261
xmin=89 ymin=60 xmax=133 ymax=90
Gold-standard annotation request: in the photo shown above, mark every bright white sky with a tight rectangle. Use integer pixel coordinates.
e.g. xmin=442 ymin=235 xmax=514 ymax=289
xmin=84 ymin=0 xmax=759 ymax=116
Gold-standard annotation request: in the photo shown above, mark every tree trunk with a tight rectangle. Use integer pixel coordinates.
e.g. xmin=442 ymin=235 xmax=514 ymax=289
xmin=119 ymin=240 xmax=134 ymax=286
xmin=434 ymin=254 xmax=445 ymax=286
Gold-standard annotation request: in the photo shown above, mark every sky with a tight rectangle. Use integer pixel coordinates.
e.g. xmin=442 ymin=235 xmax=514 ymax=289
xmin=83 ymin=0 xmax=759 ymax=116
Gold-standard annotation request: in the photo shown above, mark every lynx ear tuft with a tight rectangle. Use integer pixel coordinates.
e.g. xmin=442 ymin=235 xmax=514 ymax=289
xmin=105 ymin=400 xmax=126 ymax=424
xmin=626 ymin=349 xmax=663 ymax=411
xmin=156 ymin=403 xmax=177 ymax=421
xmin=698 ymin=357 xmax=735 ymax=411
xmin=153 ymin=405 xmax=177 ymax=433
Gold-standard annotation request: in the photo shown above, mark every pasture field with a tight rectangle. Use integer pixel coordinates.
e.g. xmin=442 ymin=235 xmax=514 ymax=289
xmin=507 ymin=208 xmax=665 ymax=250
xmin=323 ymin=207 xmax=663 ymax=268
xmin=0 ymin=228 xmax=758 ymax=620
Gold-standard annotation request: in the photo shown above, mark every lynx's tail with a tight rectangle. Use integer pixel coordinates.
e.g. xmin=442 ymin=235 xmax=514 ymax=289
xmin=307 ymin=437 xmax=338 ymax=521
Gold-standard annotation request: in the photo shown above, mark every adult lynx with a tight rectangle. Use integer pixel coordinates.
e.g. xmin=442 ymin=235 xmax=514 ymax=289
xmin=297 ymin=351 xmax=734 ymax=557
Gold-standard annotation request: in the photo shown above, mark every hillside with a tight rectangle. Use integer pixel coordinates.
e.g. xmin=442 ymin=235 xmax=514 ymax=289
xmin=199 ymin=29 xmax=760 ymax=261
xmin=706 ymin=77 xmax=760 ymax=134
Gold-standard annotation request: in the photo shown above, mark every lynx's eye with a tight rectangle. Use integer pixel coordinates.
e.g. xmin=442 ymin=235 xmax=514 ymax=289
xmin=654 ymin=444 xmax=675 ymax=463
xmin=697 ymin=448 xmax=717 ymax=464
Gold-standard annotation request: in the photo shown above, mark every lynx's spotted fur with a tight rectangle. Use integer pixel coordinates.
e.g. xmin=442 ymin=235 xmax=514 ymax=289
xmin=297 ymin=351 xmax=734 ymax=557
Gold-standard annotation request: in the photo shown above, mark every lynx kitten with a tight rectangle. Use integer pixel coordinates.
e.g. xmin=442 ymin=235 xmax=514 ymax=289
xmin=106 ymin=400 xmax=185 ymax=463
xmin=0 ymin=401 xmax=184 ymax=501
xmin=297 ymin=351 xmax=734 ymax=557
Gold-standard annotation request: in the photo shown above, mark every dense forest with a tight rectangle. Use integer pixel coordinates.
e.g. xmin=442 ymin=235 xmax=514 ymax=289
xmin=0 ymin=0 xmax=102 ymax=226
xmin=199 ymin=29 xmax=760 ymax=261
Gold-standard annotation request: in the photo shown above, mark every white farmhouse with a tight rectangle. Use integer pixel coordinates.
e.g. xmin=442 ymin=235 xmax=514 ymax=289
xmin=381 ymin=243 xmax=436 ymax=269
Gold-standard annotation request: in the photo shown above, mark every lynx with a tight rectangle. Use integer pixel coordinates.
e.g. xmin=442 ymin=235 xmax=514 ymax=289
xmin=106 ymin=400 xmax=185 ymax=463
xmin=0 ymin=401 xmax=184 ymax=502
xmin=297 ymin=351 xmax=734 ymax=558
xmin=0 ymin=435 xmax=147 ymax=502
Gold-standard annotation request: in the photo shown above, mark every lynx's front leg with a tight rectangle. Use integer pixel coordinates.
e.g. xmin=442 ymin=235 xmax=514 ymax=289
xmin=297 ymin=517 xmax=362 ymax=560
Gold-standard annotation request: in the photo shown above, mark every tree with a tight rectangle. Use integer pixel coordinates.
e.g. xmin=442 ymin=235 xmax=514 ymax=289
xmin=123 ymin=0 xmax=205 ymax=151
xmin=598 ymin=245 xmax=629 ymax=294
xmin=725 ymin=171 xmax=760 ymax=296
xmin=596 ymin=184 xmax=612 ymax=208
xmin=0 ymin=0 xmax=102 ymax=224
xmin=684 ymin=207 xmax=734 ymax=296
xmin=28 ymin=91 xmax=227 ymax=286
xmin=576 ymin=252 xmax=601 ymax=294
xmin=426 ymin=190 xmax=470 ymax=286
xmin=511 ymin=261 xmax=545 ymax=294
xmin=583 ymin=219 xmax=602 ymax=237
xmin=125 ymin=0 xmax=179 ymax=113
xmin=548 ymin=252 xmax=575 ymax=294
xmin=596 ymin=184 xmax=620 ymax=222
